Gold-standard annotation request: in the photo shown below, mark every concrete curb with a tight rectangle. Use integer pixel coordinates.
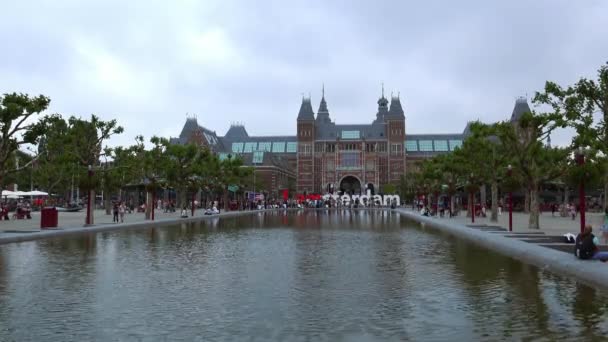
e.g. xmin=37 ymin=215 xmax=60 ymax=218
xmin=0 ymin=209 xmax=293 ymax=245
xmin=395 ymin=208 xmax=608 ymax=292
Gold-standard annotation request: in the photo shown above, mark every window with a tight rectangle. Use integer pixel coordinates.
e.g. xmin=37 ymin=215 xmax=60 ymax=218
xmin=391 ymin=143 xmax=402 ymax=155
xmin=339 ymin=152 xmax=360 ymax=169
xmin=419 ymin=140 xmax=433 ymax=152
xmin=231 ymin=142 xmax=244 ymax=153
xmin=299 ymin=144 xmax=312 ymax=155
xmin=341 ymin=130 xmax=360 ymax=139
xmin=377 ymin=142 xmax=387 ymax=152
xmin=257 ymin=142 xmax=271 ymax=152
xmin=286 ymin=142 xmax=297 ymax=152
xmin=449 ymin=140 xmax=463 ymax=151
xmin=244 ymin=142 xmax=257 ymax=153
xmin=365 ymin=143 xmax=376 ymax=152
xmin=434 ymin=140 xmax=448 ymax=152
xmin=272 ymin=142 xmax=285 ymax=153
xmin=326 ymin=159 xmax=335 ymax=169
xmin=405 ymin=140 xmax=418 ymax=152
xmin=325 ymin=143 xmax=336 ymax=153
xmin=204 ymin=133 xmax=217 ymax=145
xmin=366 ymin=159 xmax=375 ymax=171
xmin=252 ymin=151 xmax=264 ymax=164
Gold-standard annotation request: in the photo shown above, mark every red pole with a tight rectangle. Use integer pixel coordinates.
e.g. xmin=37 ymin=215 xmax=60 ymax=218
xmin=471 ymin=191 xmax=475 ymax=223
xmin=507 ymin=165 xmax=513 ymax=232
xmin=578 ymin=151 xmax=586 ymax=233
xmin=86 ymin=166 xmax=92 ymax=225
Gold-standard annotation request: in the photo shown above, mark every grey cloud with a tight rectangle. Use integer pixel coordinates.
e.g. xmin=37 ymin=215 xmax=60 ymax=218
xmin=1 ymin=0 xmax=607 ymax=149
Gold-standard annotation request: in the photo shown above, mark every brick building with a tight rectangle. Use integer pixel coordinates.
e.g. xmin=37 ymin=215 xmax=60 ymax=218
xmin=173 ymin=87 xmax=531 ymax=198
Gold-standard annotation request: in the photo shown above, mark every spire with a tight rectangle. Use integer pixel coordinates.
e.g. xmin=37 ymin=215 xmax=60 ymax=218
xmin=297 ymin=95 xmax=315 ymax=121
xmin=316 ymin=84 xmax=331 ymax=124
xmin=375 ymin=83 xmax=389 ymax=122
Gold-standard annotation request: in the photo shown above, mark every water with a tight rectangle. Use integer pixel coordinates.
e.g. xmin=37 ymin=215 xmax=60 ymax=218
xmin=1 ymin=210 xmax=607 ymax=341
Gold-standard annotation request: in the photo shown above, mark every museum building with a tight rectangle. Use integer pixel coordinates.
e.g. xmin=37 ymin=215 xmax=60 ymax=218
xmin=173 ymin=88 xmax=531 ymax=198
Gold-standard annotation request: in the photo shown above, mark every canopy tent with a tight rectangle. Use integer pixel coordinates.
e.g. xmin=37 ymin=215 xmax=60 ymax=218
xmin=1 ymin=190 xmax=49 ymax=198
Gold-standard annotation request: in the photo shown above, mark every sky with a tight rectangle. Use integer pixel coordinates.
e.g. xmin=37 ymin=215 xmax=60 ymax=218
xmin=1 ymin=0 xmax=607 ymax=148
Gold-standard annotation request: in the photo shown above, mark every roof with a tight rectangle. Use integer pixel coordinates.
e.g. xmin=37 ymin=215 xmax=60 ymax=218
xmin=175 ymin=117 xmax=224 ymax=151
xmin=386 ymin=95 xmax=405 ymax=119
xmin=315 ymin=122 xmax=387 ymax=140
xmin=510 ymin=97 xmax=531 ymax=123
xmin=297 ymin=97 xmax=315 ymax=121
xmin=405 ymin=133 xmax=465 ymax=156
xmin=225 ymin=124 xmax=249 ymax=139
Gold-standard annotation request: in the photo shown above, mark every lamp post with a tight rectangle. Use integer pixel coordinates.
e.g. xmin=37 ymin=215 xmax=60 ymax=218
xmin=86 ymin=165 xmax=93 ymax=225
xmin=470 ymin=173 xmax=475 ymax=223
xmin=576 ymin=147 xmax=586 ymax=233
xmin=507 ymin=164 xmax=513 ymax=232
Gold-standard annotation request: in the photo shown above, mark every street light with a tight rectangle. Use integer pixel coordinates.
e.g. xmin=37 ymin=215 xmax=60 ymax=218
xmin=470 ymin=173 xmax=475 ymax=223
xmin=576 ymin=147 xmax=586 ymax=233
xmin=507 ymin=164 xmax=513 ymax=232
xmin=86 ymin=165 xmax=93 ymax=225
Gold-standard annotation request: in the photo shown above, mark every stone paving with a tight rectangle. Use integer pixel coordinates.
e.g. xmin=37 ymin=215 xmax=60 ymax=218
xmin=407 ymin=208 xmax=606 ymax=242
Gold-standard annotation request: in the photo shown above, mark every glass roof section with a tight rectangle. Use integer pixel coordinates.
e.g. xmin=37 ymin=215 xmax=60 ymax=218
xmin=418 ymin=140 xmax=433 ymax=152
xmin=405 ymin=140 xmax=418 ymax=152
xmin=252 ymin=151 xmax=264 ymax=164
xmin=341 ymin=130 xmax=360 ymax=139
xmin=258 ymin=142 xmax=272 ymax=152
xmin=272 ymin=142 xmax=285 ymax=153
xmin=244 ymin=142 xmax=257 ymax=153
xmin=449 ymin=140 xmax=463 ymax=151
xmin=286 ymin=142 xmax=297 ymax=153
xmin=231 ymin=142 xmax=244 ymax=153
xmin=434 ymin=140 xmax=449 ymax=152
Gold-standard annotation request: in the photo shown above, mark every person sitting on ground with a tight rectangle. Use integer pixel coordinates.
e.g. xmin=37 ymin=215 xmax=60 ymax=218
xmin=211 ymin=206 xmax=219 ymax=214
xmin=575 ymin=225 xmax=608 ymax=261
xmin=180 ymin=207 xmax=188 ymax=218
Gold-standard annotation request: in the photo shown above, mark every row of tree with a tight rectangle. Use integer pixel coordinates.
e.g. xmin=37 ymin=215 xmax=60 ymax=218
xmin=0 ymin=93 xmax=255 ymax=223
xmin=399 ymin=61 xmax=608 ymax=229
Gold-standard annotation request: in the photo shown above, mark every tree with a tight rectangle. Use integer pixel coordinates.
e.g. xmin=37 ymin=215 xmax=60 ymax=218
xmin=0 ymin=93 xmax=50 ymax=187
xmin=534 ymin=61 xmax=608 ymax=208
xmin=494 ymin=111 xmax=571 ymax=229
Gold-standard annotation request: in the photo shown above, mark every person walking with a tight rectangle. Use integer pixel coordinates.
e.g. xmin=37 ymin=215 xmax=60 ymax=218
xmin=112 ymin=202 xmax=119 ymax=223
xmin=119 ymin=202 xmax=126 ymax=223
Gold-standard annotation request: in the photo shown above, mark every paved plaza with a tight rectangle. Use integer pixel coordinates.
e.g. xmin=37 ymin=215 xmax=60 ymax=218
xmin=0 ymin=208 xmax=214 ymax=233
xmin=403 ymin=208 xmax=607 ymax=242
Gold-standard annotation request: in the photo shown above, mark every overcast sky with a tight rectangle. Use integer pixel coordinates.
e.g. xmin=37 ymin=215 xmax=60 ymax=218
xmin=2 ymin=0 xmax=607 ymax=148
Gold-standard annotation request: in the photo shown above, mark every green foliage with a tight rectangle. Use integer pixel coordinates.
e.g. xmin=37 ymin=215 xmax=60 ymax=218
xmin=0 ymin=92 xmax=51 ymax=185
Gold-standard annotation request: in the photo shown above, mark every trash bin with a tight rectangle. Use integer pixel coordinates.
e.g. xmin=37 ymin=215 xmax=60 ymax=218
xmin=40 ymin=207 xmax=58 ymax=229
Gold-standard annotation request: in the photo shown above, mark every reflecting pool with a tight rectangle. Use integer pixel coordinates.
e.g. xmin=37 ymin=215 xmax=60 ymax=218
xmin=1 ymin=210 xmax=607 ymax=341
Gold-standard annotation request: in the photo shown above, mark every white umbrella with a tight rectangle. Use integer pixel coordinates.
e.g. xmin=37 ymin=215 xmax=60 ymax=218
xmin=13 ymin=191 xmax=29 ymax=197
xmin=1 ymin=190 xmax=16 ymax=196
xmin=26 ymin=190 xmax=48 ymax=196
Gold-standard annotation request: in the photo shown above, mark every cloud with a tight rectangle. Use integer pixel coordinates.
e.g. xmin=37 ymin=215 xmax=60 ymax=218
xmin=1 ymin=0 xmax=607 ymax=149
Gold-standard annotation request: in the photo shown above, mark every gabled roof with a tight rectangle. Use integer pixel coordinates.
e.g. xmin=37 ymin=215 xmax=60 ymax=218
xmin=297 ymin=97 xmax=315 ymax=121
xmin=225 ymin=124 xmax=249 ymax=140
xmin=386 ymin=95 xmax=405 ymax=119
xmin=510 ymin=97 xmax=531 ymax=123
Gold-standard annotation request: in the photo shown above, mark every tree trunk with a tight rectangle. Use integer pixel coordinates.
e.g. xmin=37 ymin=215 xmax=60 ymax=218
xmin=223 ymin=190 xmax=229 ymax=211
xmin=90 ymin=189 xmax=96 ymax=225
xmin=450 ymin=195 xmax=455 ymax=215
xmin=179 ymin=189 xmax=187 ymax=210
xmin=524 ymin=190 xmax=530 ymax=213
xmin=480 ymin=184 xmax=487 ymax=209
xmin=104 ymin=194 xmax=111 ymax=215
xmin=561 ymin=187 xmax=569 ymax=217
xmin=145 ymin=190 xmax=152 ymax=220
xmin=490 ymin=181 xmax=498 ymax=222
xmin=467 ymin=192 xmax=472 ymax=217
xmin=528 ymin=185 xmax=540 ymax=229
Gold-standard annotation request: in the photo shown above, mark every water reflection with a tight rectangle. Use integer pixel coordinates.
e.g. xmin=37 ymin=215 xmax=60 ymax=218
xmin=0 ymin=210 xmax=607 ymax=341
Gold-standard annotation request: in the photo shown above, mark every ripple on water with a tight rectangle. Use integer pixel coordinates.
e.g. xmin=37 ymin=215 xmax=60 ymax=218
xmin=1 ymin=210 xmax=608 ymax=341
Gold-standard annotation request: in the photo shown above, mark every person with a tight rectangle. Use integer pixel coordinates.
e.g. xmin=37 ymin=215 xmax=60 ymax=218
xmin=551 ymin=203 xmax=556 ymax=217
xmin=575 ymin=225 xmax=608 ymax=261
xmin=180 ymin=207 xmax=188 ymax=218
xmin=119 ymin=202 xmax=126 ymax=223
xmin=112 ymin=202 xmax=119 ymax=223
xmin=602 ymin=207 xmax=608 ymax=244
